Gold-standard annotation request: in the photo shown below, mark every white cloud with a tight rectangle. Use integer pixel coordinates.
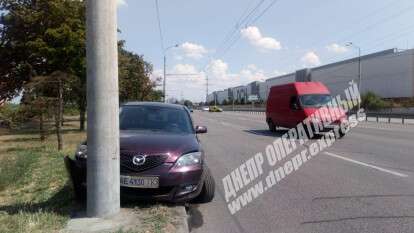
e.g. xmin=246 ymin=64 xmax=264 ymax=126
xmin=117 ymin=0 xmax=127 ymax=6
xmin=180 ymin=42 xmax=208 ymax=59
xmin=174 ymin=55 xmax=184 ymax=61
xmin=206 ymin=60 xmax=267 ymax=87
xmin=273 ymin=70 xmax=287 ymax=76
xmin=170 ymin=64 xmax=205 ymax=85
xmin=208 ymin=59 xmax=229 ymax=79
xmin=247 ymin=64 xmax=258 ymax=71
xmin=326 ymin=43 xmax=348 ymax=53
xmin=163 ymin=64 xmax=206 ymax=100
xmin=150 ymin=69 xmax=163 ymax=87
xmin=239 ymin=68 xmax=266 ymax=82
xmin=301 ymin=51 xmax=321 ymax=67
xmin=172 ymin=64 xmax=199 ymax=75
xmin=241 ymin=26 xmax=281 ymax=51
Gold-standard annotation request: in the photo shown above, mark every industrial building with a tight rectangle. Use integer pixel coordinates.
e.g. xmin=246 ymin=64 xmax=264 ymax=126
xmin=207 ymin=48 xmax=414 ymax=104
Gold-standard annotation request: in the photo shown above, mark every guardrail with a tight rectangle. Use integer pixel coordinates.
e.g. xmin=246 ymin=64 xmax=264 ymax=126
xmin=363 ymin=112 xmax=414 ymax=124
xmin=217 ymin=107 xmax=414 ymax=124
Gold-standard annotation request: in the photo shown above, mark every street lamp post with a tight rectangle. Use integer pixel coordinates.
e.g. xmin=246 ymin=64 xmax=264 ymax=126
xmin=163 ymin=44 xmax=179 ymax=103
xmin=346 ymin=42 xmax=362 ymax=109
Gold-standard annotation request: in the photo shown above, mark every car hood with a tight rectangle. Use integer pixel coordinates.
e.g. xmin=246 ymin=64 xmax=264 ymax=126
xmin=120 ymin=131 xmax=200 ymax=163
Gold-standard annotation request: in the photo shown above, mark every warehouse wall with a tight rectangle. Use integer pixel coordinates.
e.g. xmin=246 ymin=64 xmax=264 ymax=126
xmin=312 ymin=49 xmax=414 ymax=98
xmin=216 ymin=90 xmax=228 ymax=104
xmin=207 ymin=48 xmax=414 ymax=104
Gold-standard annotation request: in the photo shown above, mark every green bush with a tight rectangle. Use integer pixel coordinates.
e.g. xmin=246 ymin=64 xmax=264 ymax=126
xmin=0 ymin=103 xmax=19 ymax=128
xmin=361 ymin=92 xmax=390 ymax=111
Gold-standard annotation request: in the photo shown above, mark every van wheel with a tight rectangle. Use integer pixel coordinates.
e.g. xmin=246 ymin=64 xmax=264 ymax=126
xmin=338 ymin=126 xmax=347 ymax=138
xmin=194 ymin=169 xmax=215 ymax=203
xmin=337 ymin=123 xmax=349 ymax=138
xmin=267 ymin=119 xmax=276 ymax=132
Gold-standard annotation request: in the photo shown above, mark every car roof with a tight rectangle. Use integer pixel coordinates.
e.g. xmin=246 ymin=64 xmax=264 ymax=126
xmin=122 ymin=101 xmax=185 ymax=110
xmin=270 ymin=82 xmax=330 ymax=95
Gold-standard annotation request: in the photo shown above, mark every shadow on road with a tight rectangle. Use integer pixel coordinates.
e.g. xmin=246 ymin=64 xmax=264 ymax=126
xmin=244 ymin=129 xmax=326 ymax=140
xmin=186 ymin=204 xmax=204 ymax=231
xmin=243 ymin=129 xmax=288 ymax=137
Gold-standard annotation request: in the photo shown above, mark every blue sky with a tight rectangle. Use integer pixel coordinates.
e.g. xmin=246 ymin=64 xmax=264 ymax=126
xmin=117 ymin=0 xmax=414 ymax=102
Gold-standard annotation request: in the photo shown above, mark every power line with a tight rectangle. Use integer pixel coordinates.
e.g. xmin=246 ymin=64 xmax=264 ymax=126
xmin=215 ymin=0 xmax=267 ymax=57
xmin=216 ymin=0 xmax=259 ymax=53
xmin=247 ymin=0 xmax=280 ymax=25
xmin=155 ymin=0 xmax=165 ymax=52
xmin=293 ymin=0 xmax=414 ymax=60
xmin=217 ymin=0 xmax=282 ymax=59
xmin=336 ymin=4 xmax=414 ymax=44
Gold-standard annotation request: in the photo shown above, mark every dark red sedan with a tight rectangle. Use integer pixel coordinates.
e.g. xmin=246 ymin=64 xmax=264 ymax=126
xmin=65 ymin=102 xmax=215 ymax=203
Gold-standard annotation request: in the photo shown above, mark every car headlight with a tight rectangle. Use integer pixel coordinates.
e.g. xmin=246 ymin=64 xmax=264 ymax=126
xmin=75 ymin=144 xmax=87 ymax=159
xmin=175 ymin=152 xmax=202 ymax=167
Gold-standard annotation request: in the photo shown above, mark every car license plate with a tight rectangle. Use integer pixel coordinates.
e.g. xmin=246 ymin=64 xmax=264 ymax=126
xmin=120 ymin=175 xmax=159 ymax=188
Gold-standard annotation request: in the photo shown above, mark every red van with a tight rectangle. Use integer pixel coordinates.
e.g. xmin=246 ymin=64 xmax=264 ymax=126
xmin=266 ymin=82 xmax=348 ymax=136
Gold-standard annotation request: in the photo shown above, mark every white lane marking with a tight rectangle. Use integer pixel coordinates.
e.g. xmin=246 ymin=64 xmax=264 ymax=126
xmin=324 ymin=152 xmax=408 ymax=178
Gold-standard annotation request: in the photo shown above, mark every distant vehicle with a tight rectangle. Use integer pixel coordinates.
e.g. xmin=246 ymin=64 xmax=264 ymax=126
xmin=201 ymin=106 xmax=210 ymax=111
xmin=209 ymin=106 xmax=223 ymax=112
xmin=65 ymin=102 xmax=215 ymax=203
xmin=266 ymin=82 xmax=348 ymax=137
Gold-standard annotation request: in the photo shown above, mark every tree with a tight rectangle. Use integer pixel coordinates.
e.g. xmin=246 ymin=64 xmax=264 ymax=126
xmin=118 ymin=41 xmax=161 ymax=103
xmin=0 ymin=0 xmax=85 ymax=100
xmin=1 ymin=0 xmax=161 ymax=138
xmin=0 ymin=0 xmax=84 ymax=149
xmin=183 ymin=100 xmax=193 ymax=107
xmin=361 ymin=91 xmax=390 ymax=111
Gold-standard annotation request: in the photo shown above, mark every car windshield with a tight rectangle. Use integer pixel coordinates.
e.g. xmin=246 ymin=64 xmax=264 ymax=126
xmin=119 ymin=106 xmax=193 ymax=134
xmin=299 ymin=94 xmax=333 ymax=108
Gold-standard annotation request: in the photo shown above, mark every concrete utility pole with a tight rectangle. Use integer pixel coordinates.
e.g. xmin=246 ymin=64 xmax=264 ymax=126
xmin=206 ymin=75 xmax=209 ymax=104
xmin=163 ymin=55 xmax=166 ymax=102
xmin=163 ymin=44 xmax=179 ymax=103
xmin=346 ymin=42 xmax=362 ymax=109
xmin=86 ymin=0 xmax=120 ymax=217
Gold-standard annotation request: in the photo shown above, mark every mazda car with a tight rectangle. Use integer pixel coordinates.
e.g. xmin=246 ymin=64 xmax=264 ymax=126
xmin=65 ymin=102 xmax=215 ymax=203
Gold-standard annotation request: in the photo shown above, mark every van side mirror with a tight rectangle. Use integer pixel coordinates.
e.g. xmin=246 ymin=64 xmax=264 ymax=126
xmin=290 ymin=96 xmax=300 ymax=110
xmin=195 ymin=126 xmax=207 ymax=134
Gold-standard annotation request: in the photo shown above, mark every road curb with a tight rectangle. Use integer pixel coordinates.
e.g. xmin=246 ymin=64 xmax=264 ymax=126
xmin=61 ymin=206 xmax=189 ymax=233
xmin=175 ymin=206 xmax=190 ymax=233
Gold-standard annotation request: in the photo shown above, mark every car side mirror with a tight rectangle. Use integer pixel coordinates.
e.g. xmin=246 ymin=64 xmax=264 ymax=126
xmin=195 ymin=126 xmax=207 ymax=134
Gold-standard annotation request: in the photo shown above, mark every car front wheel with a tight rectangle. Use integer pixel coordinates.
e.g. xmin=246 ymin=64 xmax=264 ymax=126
xmin=194 ymin=169 xmax=215 ymax=203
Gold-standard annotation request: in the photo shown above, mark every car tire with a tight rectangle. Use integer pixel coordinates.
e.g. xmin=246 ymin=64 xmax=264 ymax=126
xmin=267 ymin=119 xmax=276 ymax=132
xmin=195 ymin=169 xmax=215 ymax=203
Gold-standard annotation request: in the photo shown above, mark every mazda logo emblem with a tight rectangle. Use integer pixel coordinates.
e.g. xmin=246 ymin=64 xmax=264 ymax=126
xmin=132 ymin=155 xmax=146 ymax=166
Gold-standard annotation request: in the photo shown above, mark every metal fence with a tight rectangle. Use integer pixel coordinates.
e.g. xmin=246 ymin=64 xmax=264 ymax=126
xmin=216 ymin=106 xmax=414 ymax=124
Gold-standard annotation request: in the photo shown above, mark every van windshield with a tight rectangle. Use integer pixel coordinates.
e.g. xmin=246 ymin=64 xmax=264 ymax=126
xmin=299 ymin=94 xmax=333 ymax=108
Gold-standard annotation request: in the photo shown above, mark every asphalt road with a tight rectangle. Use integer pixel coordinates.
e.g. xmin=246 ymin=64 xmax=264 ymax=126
xmin=188 ymin=111 xmax=414 ymax=233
